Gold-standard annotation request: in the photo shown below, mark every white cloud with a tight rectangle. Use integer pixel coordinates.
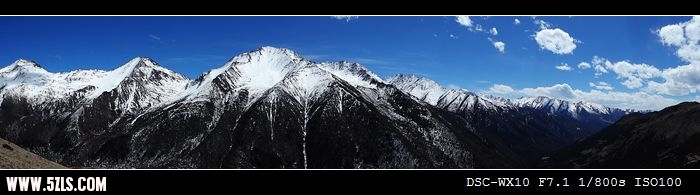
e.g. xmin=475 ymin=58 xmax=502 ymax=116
xmin=657 ymin=16 xmax=700 ymax=63
xmin=489 ymin=83 xmax=677 ymax=110
xmin=677 ymin=44 xmax=700 ymax=63
xmin=591 ymin=56 xmax=610 ymax=77
xmin=488 ymin=38 xmax=505 ymax=53
xmin=555 ymin=63 xmax=572 ymax=71
xmin=639 ymin=17 xmax=700 ymax=95
xmin=578 ymin=62 xmax=591 ymax=69
xmin=574 ymin=89 xmax=677 ymax=110
xmin=149 ymin=34 xmax=161 ymax=41
xmin=605 ymin=61 xmax=661 ymax=89
xmin=489 ymin=27 xmax=498 ymax=35
xmin=331 ymin=16 xmax=358 ymax=21
xmin=455 ymin=16 xmax=485 ymax=32
xmin=686 ymin=17 xmax=700 ymax=43
xmin=492 ymin=41 xmax=505 ymax=53
xmin=658 ymin=23 xmax=685 ymax=46
xmin=455 ymin=16 xmax=473 ymax=27
xmin=449 ymin=34 xmax=458 ymax=39
xmin=534 ymin=19 xmax=552 ymax=30
xmin=520 ymin=84 xmax=577 ymax=99
xmin=592 ymin=56 xmax=608 ymax=66
xmin=646 ymin=63 xmax=700 ymax=95
xmin=582 ymin=54 xmax=700 ymax=96
xmin=589 ymin=82 xmax=613 ymax=90
xmin=585 ymin=56 xmax=662 ymax=89
xmin=514 ymin=19 xmax=521 ymax=25
xmin=594 ymin=65 xmax=608 ymax=77
xmin=488 ymin=84 xmax=515 ymax=94
xmin=662 ymin=64 xmax=700 ymax=87
xmin=474 ymin=24 xmax=484 ymax=32
xmin=534 ymin=28 xmax=577 ymax=55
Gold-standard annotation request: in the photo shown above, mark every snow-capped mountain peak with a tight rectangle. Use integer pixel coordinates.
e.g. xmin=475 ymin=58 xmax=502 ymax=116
xmin=108 ymin=57 xmax=175 ymax=78
xmin=0 ymin=59 xmax=48 ymax=74
xmin=386 ymin=74 xmax=629 ymax=118
xmin=0 ymin=59 xmax=55 ymax=103
xmin=183 ymin=47 xmax=389 ymax=104
xmin=0 ymin=48 xmax=639 ymax=169
xmin=386 ymin=74 xmax=447 ymax=105
xmin=233 ymin=48 xmax=305 ymax=94
xmin=513 ymin=96 xmax=627 ymax=119
xmin=230 ymin=46 xmax=303 ymax=64
xmin=87 ymin=57 xmax=189 ymax=99
xmin=514 ymin=96 xmax=574 ymax=113
xmin=10 ymin=59 xmax=41 ymax=68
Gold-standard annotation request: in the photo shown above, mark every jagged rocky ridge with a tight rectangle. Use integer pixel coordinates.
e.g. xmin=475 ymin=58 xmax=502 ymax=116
xmin=0 ymin=47 xmax=517 ymax=168
xmin=386 ymin=74 xmax=630 ymax=163
xmin=0 ymin=47 xmax=631 ymax=168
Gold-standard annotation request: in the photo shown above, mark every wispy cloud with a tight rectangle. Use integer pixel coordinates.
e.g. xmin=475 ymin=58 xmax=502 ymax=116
xmin=331 ymin=16 xmax=358 ymax=22
xmin=589 ymin=82 xmax=613 ymax=90
xmin=149 ymin=34 xmax=161 ymax=41
xmin=578 ymin=62 xmax=591 ymax=69
xmin=488 ymin=84 xmax=515 ymax=94
xmin=555 ymin=63 xmax=572 ymax=71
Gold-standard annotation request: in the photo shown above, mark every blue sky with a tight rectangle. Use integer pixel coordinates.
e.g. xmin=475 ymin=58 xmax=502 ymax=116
xmin=1 ymin=16 xmax=699 ymax=110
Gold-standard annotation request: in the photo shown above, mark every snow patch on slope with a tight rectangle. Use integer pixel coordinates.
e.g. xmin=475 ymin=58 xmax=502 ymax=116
xmin=318 ymin=61 xmax=383 ymax=89
xmin=386 ymin=74 xmax=447 ymax=105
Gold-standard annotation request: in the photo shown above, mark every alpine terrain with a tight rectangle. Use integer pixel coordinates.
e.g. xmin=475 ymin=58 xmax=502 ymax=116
xmin=0 ymin=47 xmax=631 ymax=168
xmin=387 ymin=74 xmax=629 ymax=163
xmin=545 ymin=102 xmax=700 ymax=168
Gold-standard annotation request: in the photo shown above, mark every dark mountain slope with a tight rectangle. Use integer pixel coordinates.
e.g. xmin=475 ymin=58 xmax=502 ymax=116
xmin=545 ymin=102 xmax=700 ymax=168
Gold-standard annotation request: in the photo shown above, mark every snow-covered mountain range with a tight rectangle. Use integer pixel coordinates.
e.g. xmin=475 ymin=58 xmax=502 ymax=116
xmin=386 ymin=74 xmax=630 ymax=160
xmin=387 ymin=74 xmax=630 ymax=119
xmin=0 ymin=47 xmax=632 ymax=168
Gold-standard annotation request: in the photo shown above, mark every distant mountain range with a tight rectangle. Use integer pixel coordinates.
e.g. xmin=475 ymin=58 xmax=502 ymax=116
xmin=0 ymin=47 xmax=643 ymax=168
xmin=387 ymin=74 xmax=630 ymax=164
